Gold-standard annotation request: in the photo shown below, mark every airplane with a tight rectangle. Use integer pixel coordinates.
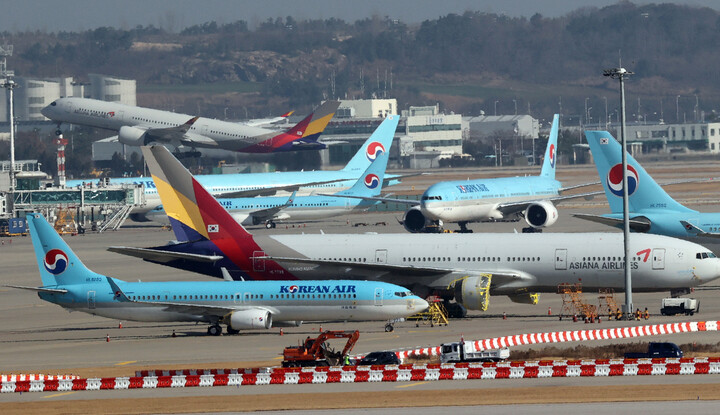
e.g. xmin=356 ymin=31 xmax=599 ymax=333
xmin=145 ymin=152 xmax=390 ymax=229
xmin=242 ymin=110 xmax=294 ymax=127
xmin=575 ymin=130 xmax=720 ymax=240
xmin=7 ymin=213 xmax=428 ymax=336
xmin=351 ymin=114 xmax=596 ymax=233
xmin=66 ymin=115 xmax=402 ymax=221
xmin=109 ymin=144 xmax=720 ymax=313
xmin=41 ymin=97 xmax=340 ymax=154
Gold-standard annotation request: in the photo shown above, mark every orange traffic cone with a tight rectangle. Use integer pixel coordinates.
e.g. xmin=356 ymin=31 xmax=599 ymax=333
xmin=548 ymin=307 xmax=552 ymax=316
xmin=106 ymin=334 xmax=110 ymax=342
xmin=502 ymin=312 xmax=507 ymax=320
xmin=118 ymin=322 xmax=122 ymax=329
xmin=279 ymin=328 xmax=284 ymax=336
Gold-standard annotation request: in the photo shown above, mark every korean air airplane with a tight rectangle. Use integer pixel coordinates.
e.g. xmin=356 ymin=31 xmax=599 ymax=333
xmin=365 ymin=114 xmax=595 ymax=233
xmin=576 ymin=130 xmax=720 ymax=240
xmin=66 ymin=115 xmax=402 ymax=221
xmin=110 ymin=144 xmax=720 ymax=311
xmin=41 ymin=97 xmax=340 ymax=153
xmin=8 ymin=213 xmax=427 ymax=335
xmin=145 ymin=152 xmax=389 ymax=229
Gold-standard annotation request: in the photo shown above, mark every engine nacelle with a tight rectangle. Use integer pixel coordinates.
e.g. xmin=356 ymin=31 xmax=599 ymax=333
xmin=524 ymin=201 xmax=558 ymax=228
xmin=453 ymin=274 xmax=492 ymax=311
xmin=228 ymin=309 xmax=272 ymax=330
xmin=118 ymin=126 xmax=149 ymax=146
xmin=402 ymin=206 xmax=442 ymax=233
xmin=273 ymin=320 xmax=303 ymax=327
xmin=507 ymin=292 xmax=539 ymax=305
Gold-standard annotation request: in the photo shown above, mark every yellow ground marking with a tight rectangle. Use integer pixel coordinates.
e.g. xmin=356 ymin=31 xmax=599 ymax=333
xmin=43 ymin=391 xmax=77 ymax=399
xmin=115 ymin=361 xmax=137 ymax=366
xmin=396 ymin=382 xmax=428 ymax=389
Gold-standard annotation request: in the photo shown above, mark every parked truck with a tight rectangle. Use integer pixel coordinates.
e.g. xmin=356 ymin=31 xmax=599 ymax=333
xmin=624 ymin=342 xmax=683 ymax=359
xmin=440 ymin=341 xmax=510 ymax=363
xmin=660 ymin=298 xmax=699 ymax=316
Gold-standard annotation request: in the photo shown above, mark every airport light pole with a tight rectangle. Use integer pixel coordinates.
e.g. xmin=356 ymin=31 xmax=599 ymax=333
xmin=494 ymin=101 xmax=499 ymax=116
xmin=603 ymin=66 xmax=634 ymax=319
xmin=1 ymin=76 xmax=17 ymax=192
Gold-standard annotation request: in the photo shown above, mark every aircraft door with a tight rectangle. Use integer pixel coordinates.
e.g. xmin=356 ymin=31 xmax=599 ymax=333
xmin=555 ymin=249 xmax=567 ymax=270
xmin=243 ymin=292 xmax=252 ymax=304
xmin=375 ymin=249 xmax=388 ymax=264
xmin=652 ymin=248 xmax=666 ymax=270
xmin=252 ymin=250 xmax=266 ymax=272
xmin=87 ymin=291 xmax=96 ymax=309
xmin=374 ymin=288 xmax=383 ymax=306
xmin=233 ymin=292 xmax=242 ymax=304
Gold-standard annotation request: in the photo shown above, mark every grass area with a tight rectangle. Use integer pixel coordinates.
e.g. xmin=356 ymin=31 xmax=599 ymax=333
xmin=138 ymin=82 xmax=264 ymax=95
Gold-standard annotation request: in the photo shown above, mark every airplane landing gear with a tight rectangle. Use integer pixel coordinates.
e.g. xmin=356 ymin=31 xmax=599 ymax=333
xmin=521 ymin=227 xmax=542 ymax=233
xmin=207 ymin=324 xmax=223 ymax=336
xmin=457 ymin=222 xmax=473 ymax=233
xmin=384 ymin=323 xmax=394 ymax=332
xmin=226 ymin=326 xmax=240 ymax=335
xmin=265 ymin=221 xmax=276 ymax=229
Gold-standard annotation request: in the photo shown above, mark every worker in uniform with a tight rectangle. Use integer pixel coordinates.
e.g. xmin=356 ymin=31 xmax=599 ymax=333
xmin=644 ymin=307 xmax=650 ymax=320
xmin=344 ymin=355 xmax=351 ymax=366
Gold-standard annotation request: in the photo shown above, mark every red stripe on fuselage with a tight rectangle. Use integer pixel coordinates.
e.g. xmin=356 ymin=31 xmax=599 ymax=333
xmin=241 ymin=116 xmax=312 ymax=153
xmin=192 ymin=179 xmax=297 ymax=280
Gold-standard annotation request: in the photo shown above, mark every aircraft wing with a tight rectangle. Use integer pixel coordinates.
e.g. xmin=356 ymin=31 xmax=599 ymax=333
xmin=246 ymin=192 xmax=297 ymax=222
xmin=214 ymin=178 xmax=348 ymax=198
xmin=141 ymin=116 xmax=211 ymax=144
xmin=559 ymin=181 xmax=600 ymax=192
xmin=106 ymin=277 xmax=270 ymax=317
xmin=4 ymin=284 xmax=68 ymax=293
xmin=496 ymin=191 xmax=601 ymax=217
xmin=260 ymin=256 xmax=530 ymax=286
xmin=572 ymin=213 xmax=652 ymax=233
xmin=107 ymin=246 xmax=225 ymax=264
xmin=680 ymin=221 xmax=720 ymax=238
xmin=317 ymin=193 xmax=420 ymax=206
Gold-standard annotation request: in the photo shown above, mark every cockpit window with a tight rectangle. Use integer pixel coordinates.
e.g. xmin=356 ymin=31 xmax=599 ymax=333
xmin=697 ymin=252 xmax=715 ymax=259
xmin=50 ymin=101 xmax=57 ymax=106
xmin=421 ymin=195 xmax=442 ymax=201
xmin=394 ymin=291 xmax=412 ymax=297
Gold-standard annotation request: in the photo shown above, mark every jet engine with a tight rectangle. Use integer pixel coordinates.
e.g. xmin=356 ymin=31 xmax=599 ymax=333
xmin=118 ymin=126 xmax=149 ymax=146
xmin=273 ymin=320 xmax=303 ymax=327
xmin=228 ymin=309 xmax=272 ymax=330
xmin=524 ymin=201 xmax=558 ymax=228
xmin=402 ymin=207 xmax=442 ymax=233
xmin=453 ymin=274 xmax=492 ymax=311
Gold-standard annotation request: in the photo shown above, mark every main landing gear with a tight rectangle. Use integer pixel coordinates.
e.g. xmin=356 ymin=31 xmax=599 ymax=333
xmin=457 ymin=222 xmax=473 ymax=233
xmin=207 ymin=324 xmax=223 ymax=336
xmin=265 ymin=221 xmax=277 ymax=229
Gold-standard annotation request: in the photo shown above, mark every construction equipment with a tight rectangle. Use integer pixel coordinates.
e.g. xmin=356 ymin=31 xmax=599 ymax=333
xmin=407 ymin=296 xmax=449 ymax=327
xmin=557 ymin=283 xmax=597 ymax=320
xmin=282 ymin=330 xmax=360 ymax=367
xmin=54 ymin=208 xmax=78 ymax=235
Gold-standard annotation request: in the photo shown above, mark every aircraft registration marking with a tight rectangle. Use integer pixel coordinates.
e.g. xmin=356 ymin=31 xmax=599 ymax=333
xmin=115 ymin=361 xmax=137 ymax=366
xmin=396 ymin=382 xmax=428 ymax=388
xmin=43 ymin=391 xmax=77 ymax=399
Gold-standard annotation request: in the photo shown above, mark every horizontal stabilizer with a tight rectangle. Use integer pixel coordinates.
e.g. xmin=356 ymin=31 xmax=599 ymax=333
xmin=107 ymin=246 xmax=224 ymax=264
xmin=4 ymin=284 xmax=68 ymax=294
xmin=573 ymin=213 xmax=652 ymax=233
xmin=680 ymin=221 xmax=720 ymax=238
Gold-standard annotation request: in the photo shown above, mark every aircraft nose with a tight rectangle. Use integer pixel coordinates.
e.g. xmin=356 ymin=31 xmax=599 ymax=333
xmin=41 ymin=103 xmax=54 ymax=118
xmin=414 ymin=298 xmax=429 ymax=312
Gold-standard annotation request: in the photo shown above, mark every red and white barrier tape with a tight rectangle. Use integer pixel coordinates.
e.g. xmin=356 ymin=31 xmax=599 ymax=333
xmin=2 ymin=358 xmax=719 ymax=393
xmin=395 ymin=320 xmax=720 ymax=359
xmin=1 ymin=374 xmax=79 ymax=382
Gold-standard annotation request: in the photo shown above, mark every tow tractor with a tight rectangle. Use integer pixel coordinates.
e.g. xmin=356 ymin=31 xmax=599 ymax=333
xmin=282 ymin=330 xmax=360 ymax=367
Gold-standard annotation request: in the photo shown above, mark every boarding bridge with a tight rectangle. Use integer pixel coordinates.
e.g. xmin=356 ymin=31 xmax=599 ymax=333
xmin=10 ymin=183 xmax=145 ymax=231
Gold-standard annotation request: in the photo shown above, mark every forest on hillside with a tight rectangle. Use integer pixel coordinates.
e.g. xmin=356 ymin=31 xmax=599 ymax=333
xmin=4 ymin=1 xmax=720 ymax=120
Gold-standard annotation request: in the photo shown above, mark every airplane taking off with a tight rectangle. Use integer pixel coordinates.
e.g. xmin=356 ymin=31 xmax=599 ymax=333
xmin=41 ymin=97 xmax=340 ymax=153
xmin=576 ymin=130 xmax=720 ymax=240
xmin=364 ymin=115 xmax=595 ymax=233
xmin=110 ymin=144 xmax=720 ymax=311
xmin=66 ymin=115 xmax=402 ymax=221
xmin=8 ymin=213 xmax=427 ymax=335
xmin=146 ymin=152 xmax=390 ymax=228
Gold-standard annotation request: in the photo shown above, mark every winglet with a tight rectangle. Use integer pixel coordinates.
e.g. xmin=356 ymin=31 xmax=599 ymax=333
xmin=107 ymin=277 xmax=132 ymax=302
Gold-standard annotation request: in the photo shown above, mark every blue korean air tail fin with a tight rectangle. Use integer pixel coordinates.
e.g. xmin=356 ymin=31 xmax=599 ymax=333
xmin=540 ymin=114 xmax=559 ymax=178
xmin=585 ymin=130 xmax=693 ymax=214
xmin=336 ymin=152 xmax=389 ymax=197
xmin=341 ymin=115 xmax=399 ymax=173
xmin=27 ymin=213 xmax=103 ymax=287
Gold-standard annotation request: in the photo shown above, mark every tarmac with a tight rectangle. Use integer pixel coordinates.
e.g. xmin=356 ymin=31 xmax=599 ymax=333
xmin=2 ymin=161 xmax=720 ymax=412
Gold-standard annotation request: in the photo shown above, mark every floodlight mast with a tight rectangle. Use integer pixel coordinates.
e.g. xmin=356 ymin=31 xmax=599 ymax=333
xmin=603 ymin=67 xmax=634 ymax=319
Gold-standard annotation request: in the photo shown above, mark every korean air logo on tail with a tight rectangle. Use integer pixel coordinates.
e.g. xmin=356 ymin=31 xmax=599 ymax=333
xmin=549 ymin=144 xmax=556 ymax=168
xmin=364 ymin=173 xmax=380 ymax=189
xmin=44 ymin=249 xmax=68 ymax=275
xmin=366 ymin=142 xmax=385 ymax=162
xmin=607 ymin=163 xmax=639 ymax=197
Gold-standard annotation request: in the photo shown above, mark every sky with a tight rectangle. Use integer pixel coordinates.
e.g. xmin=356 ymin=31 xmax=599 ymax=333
xmin=2 ymin=0 xmax=719 ymax=33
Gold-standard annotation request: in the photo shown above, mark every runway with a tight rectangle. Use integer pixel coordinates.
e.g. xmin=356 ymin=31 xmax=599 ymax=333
xmin=2 ymin=162 xmax=720 ymax=412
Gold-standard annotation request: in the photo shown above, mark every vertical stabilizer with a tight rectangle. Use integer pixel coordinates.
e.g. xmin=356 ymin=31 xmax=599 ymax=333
xmin=585 ymin=130 xmax=694 ymax=213
xmin=540 ymin=114 xmax=559 ymax=178
xmin=341 ymin=115 xmax=399 ymax=174
xmin=27 ymin=213 xmax=99 ymax=287
xmin=336 ymin=152 xmax=389 ymax=197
